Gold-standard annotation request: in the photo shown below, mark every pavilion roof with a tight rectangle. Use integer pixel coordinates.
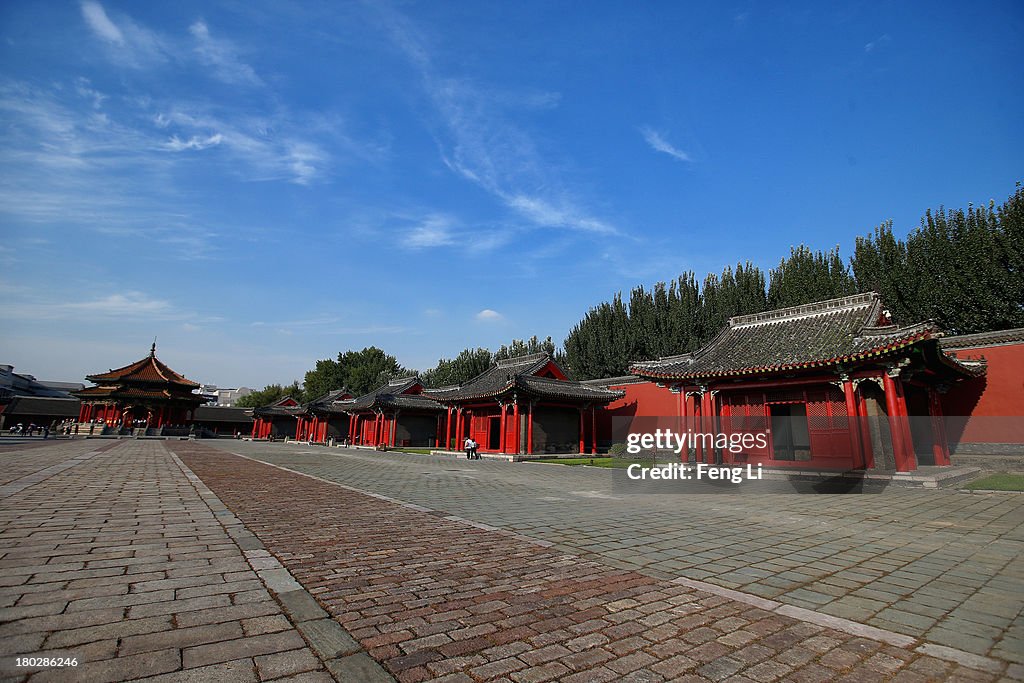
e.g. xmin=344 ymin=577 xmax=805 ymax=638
xmin=425 ymin=352 xmax=624 ymax=405
xmin=76 ymin=385 xmax=204 ymax=403
xmin=301 ymin=388 xmax=354 ymax=415
xmin=252 ymin=396 xmax=304 ymax=418
xmin=344 ymin=377 xmax=444 ymax=413
xmin=85 ymin=344 xmax=199 ymax=388
xmin=630 ymin=292 xmax=982 ymax=381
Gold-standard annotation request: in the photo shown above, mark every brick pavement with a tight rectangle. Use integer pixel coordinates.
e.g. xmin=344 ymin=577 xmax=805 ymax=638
xmin=0 ymin=439 xmax=103 ymax=485
xmin=173 ymin=442 xmax=1019 ymax=682
xmin=216 ymin=441 xmax=1024 ymax=664
xmin=0 ymin=439 xmax=376 ymax=683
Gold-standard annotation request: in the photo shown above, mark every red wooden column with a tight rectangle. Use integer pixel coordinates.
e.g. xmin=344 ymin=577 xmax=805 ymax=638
xmin=841 ymin=375 xmax=864 ymax=468
xmin=692 ymin=394 xmax=703 ymax=463
xmin=882 ymin=371 xmax=915 ymax=472
xmin=856 ymin=390 xmax=875 ymax=469
xmin=445 ymin=408 xmax=452 ymax=449
xmin=928 ymin=388 xmax=952 ymax=466
xmin=512 ymin=399 xmax=521 ymax=454
xmin=499 ymin=403 xmax=507 ymax=453
xmin=703 ymin=390 xmax=715 ymax=464
xmin=578 ymin=408 xmax=585 ymax=454
xmin=679 ymin=388 xmax=690 ymax=463
xmin=526 ymin=402 xmax=534 ymax=455
xmin=590 ymin=406 xmax=597 ymax=454
xmin=896 ymin=380 xmax=916 ymax=465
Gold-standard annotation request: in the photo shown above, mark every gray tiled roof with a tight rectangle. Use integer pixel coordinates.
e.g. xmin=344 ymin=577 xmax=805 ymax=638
xmin=940 ymin=327 xmax=1024 ymax=350
xmin=343 ymin=378 xmax=444 ymax=413
xmin=303 ymin=388 xmax=353 ymax=415
xmin=252 ymin=397 xmax=304 ymax=418
xmin=630 ymin=292 xmax=972 ymax=381
xmin=425 ymin=353 xmax=623 ymax=404
xmin=193 ymin=406 xmax=253 ymax=423
xmin=2 ymin=396 xmax=81 ymax=418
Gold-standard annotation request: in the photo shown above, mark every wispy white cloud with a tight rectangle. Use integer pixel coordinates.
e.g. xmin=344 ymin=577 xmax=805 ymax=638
xmin=864 ymin=34 xmax=892 ymax=53
xmin=3 ymin=290 xmax=218 ymax=323
xmin=640 ymin=126 xmax=692 ymax=162
xmin=475 ymin=309 xmax=503 ymax=321
xmin=503 ymin=195 xmax=616 ymax=235
xmin=405 ymin=214 xmax=456 ymax=248
xmin=389 ymin=211 xmax=514 ymax=252
xmin=163 ymin=133 xmax=223 ymax=151
xmin=80 ymin=0 xmax=123 ymax=44
xmin=368 ymin=4 xmax=618 ymax=236
xmin=189 ymin=20 xmax=263 ymax=86
xmin=79 ymin=0 xmax=169 ymax=68
xmin=154 ymin=108 xmax=332 ymax=184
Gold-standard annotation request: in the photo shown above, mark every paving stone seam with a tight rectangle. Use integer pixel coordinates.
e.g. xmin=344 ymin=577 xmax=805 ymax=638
xmin=227 ymin=449 xmax=1013 ymax=677
xmin=0 ymin=443 xmax=116 ymax=498
xmin=167 ymin=448 xmax=397 ymax=683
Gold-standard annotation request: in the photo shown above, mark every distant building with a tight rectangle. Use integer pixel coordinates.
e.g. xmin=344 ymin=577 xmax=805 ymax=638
xmin=194 ymin=384 xmax=253 ymax=406
xmin=0 ymin=364 xmax=83 ymax=430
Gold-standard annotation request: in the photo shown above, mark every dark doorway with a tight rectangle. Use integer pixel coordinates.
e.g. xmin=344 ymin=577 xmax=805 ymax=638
xmin=489 ymin=416 xmax=501 ymax=450
xmin=770 ymin=404 xmax=809 ymax=461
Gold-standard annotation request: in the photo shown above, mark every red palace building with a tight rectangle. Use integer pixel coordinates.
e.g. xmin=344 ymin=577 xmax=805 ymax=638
xmin=427 ymin=353 xmax=624 ymax=455
xmin=294 ymin=389 xmax=353 ymax=443
xmin=251 ymin=397 xmax=302 ymax=440
xmin=627 ymin=293 xmax=984 ymax=472
xmin=75 ymin=344 xmax=206 ymax=430
xmin=345 ymin=377 xmax=445 ymax=448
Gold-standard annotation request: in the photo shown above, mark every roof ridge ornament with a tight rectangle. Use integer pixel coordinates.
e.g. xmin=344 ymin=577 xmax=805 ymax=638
xmin=729 ymin=292 xmax=880 ymax=328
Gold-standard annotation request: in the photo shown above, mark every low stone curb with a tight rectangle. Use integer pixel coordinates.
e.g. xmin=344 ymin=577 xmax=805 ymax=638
xmin=170 ymin=449 xmax=396 ymax=683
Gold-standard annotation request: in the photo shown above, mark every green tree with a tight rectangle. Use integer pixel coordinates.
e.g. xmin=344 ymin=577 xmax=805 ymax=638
xmin=768 ymin=245 xmax=856 ymax=308
xmin=303 ymin=358 xmax=347 ymax=401
xmin=493 ymin=336 xmax=556 ymax=362
xmin=421 ymin=347 xmax=493 ymax=387
xmin=852 ymin=183 xmax=1024 ymax=332
xmin=236 ymin=382 xmax=304 ymax=408
xmin=338 ymin=347 xmax=406 ymax=396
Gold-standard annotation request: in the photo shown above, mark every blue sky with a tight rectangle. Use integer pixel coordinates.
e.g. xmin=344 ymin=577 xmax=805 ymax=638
xmin=1 ymin=1 xmax=1021 ymax=389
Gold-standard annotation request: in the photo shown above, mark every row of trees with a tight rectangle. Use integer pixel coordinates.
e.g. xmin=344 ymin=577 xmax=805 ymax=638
xmin=564 ymin=184 xmax=1022 ymax=379
xmin=240 ymin=184 xmax=1023 ymax=402
xmin=237 ymin=347 xmax=406 ymax=407
xmin=237 ymin=336 xmax=559 ymax=406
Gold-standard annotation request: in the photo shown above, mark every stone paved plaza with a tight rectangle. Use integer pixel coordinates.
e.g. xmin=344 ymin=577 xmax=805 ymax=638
xmin=1 ymin=439 xmax=1022 ymax=682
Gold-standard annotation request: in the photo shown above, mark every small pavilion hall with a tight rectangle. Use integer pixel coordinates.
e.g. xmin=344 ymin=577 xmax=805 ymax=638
xmin=426 ymin=353 xmax=624 ymax=455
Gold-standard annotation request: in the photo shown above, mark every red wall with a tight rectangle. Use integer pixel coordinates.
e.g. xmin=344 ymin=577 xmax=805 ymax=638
xmin=597 ymin=380 xmax=678 ymax=446
xmin=942 ymin=341 xmax=1024 ymax=444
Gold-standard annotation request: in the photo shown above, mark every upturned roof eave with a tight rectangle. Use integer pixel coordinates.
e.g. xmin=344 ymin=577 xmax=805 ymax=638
xmin=629 ymin=329 xmax=963 ymax=382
